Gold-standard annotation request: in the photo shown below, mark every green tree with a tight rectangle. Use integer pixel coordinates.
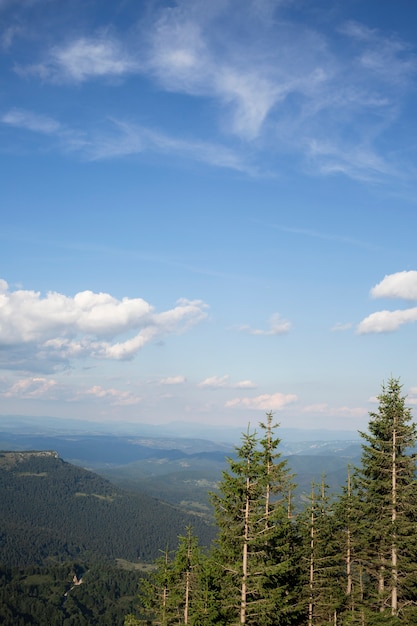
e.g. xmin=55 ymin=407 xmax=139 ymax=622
xmin=300 ymin=478 xmax=343 ymax=626
xmin=139 ymin=527 xmax=205 ymax=625
xmin=354 ymin=377 xmax=417 ymax=623
xmin=210 ymin=414 xmax=302 ymax=625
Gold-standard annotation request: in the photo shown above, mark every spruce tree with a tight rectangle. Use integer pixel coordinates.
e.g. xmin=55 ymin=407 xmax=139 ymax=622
xmin=139 ymin=527 xmax=205 ymax=625
xmin=300 ymin=478 xmax=343 ymax=625
xmin=210 ymin=415 xmax=302 ymax=625
xmin=355 ymin=377 xmax=417 ymax=623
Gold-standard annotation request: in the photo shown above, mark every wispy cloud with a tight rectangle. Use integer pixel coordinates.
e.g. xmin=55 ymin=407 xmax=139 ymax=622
xmin=86 ymin=120 xmax=254 ymax=172
xmin=1 ymin=110 xmax=251 ymax=173
xmin=159 ymin=375 xmax=186 ymax=385
xmin=340 ymin=20 xmax=416 ymax=89
xmin=6 ymin=1 xmax=417 ymax=181
xmin=302 ymin=402 xmax=367 ymax=418
xmin=225 ymin=392 xmax=297 ymax=411
xmin=271 ymin=223 xmax=379 ymax=251
xmin=82 ymin=385 xmax=141 ymax=406
xmin=0 ymin=279 xmax=208 ymax=371
xmin=331 ymin=322 xmax=353 ymax=332
xmin=2 ymin=376 xmax=57 ymax=399
xmin=199 ymin=375 xmax=256 ymax=389
xmin=238 ymin=313 xmax=291 ymax=336
xmin=2 ymin=108 xmax=61 ymax=134
xmin=18 ymin=36 xmax=139 ymax=83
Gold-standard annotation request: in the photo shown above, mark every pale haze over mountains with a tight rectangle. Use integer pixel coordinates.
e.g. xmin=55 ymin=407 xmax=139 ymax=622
xmin=1 ymin=0 xmax=417 ymax=432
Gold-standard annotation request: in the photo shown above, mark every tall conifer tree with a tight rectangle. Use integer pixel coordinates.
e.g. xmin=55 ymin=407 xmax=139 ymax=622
xmin=355 ymin=377 xmax=417 ymax=623
xmin=210 ymin=415 xmax=302 ymax=625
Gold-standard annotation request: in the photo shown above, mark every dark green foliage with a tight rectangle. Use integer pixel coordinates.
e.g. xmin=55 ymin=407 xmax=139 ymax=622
xmin=299 ymin=479 xmax=344 ymax=625
xmin=352 ymin=378 xmax=417 ymax=623
xmin=0 ymin=561 xmax=145 ymax=625
xmin=139 ymin=526 xmax=208 ymax=625
xmin=3 ymin=380 xmax=417 ymax=626
xmin=210 ymin=415 xmax=303 ymax=625
xmin=0 ymin=451 xmax=216 ymax=567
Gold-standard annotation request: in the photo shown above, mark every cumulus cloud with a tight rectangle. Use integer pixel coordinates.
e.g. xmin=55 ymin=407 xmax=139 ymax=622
xmin=0 ymin=280 xmax=208 ymax=371
xmin=357 ymin=270 xmax=417 ymax=334
xmin=225 ymin=392 xmax=297 ymax=410
xmin=19 ymin=36 xmax=139 ymax=83
xmin=357 ymin=307 xmax=417 ymax=334
xmin=370 ymin=271 xmax=417 ymax=301
xmin=238 ymin=313 xmax=291 ymax=336
xmin=199 ymin=375 xmax=256 ymax=389
xmin=408 ymin=387 xmax=417 ymax=406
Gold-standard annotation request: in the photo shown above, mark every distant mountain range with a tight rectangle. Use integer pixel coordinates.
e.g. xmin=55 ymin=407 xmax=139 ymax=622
xmin=0 ymin=414 xmax=363 ymax=517
xmin=0 ymin=414 xmax=361 ymax=443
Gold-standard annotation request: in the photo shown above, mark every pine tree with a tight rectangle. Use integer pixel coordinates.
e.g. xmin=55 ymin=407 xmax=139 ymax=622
xmin=354 ymin=377 xmax=417 ymax=623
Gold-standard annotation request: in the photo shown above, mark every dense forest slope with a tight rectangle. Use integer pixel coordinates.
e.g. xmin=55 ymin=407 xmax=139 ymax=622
xmin=0 ymin=451 xmax=216 ymax=567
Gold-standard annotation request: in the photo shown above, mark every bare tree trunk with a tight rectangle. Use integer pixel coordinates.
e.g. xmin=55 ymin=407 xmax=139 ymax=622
xmin=346 ymin=468 xmax=352 ymax=596
xmin=391 ymin=426 xmax=397 ymax=616
xmin=184 ymin=532 xmax=191 ymax=625
xmin=162 ymin=550 xmax=169 ymax=626
xmin=240 ymin=476 xmax=250 ymax=625
xmin=308 ymin=485 xmax=315 ymax=626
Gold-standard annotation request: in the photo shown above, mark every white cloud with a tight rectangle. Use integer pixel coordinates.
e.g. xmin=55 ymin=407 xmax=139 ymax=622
xmin=225 ymin=392 xmax=297 ymax=410
xmin=83 ymin=385 xmax=141 ymax=406
xmin=238 ymin=313 xmax=291 ymax=336
xmin=306 ymin=138 xmax=395 ymax=183
xmin=370 ymin=271 xmax=417 ymax=301
xmin=302 ymin=403 xmax=367 ymax=418
xmin=1 ymin=23 xmax=23 ymax=49
xmin=2 ymin=108 xmax=61 ymax=133
xmin=20 ymin=36 xmax=139 ymax=83
xmin=1 ymin=111 xmax=251 ymax=173
xmin=2 ymin=376 xmax=57 ymax=399
xmin=159 ymin=375 xmax=186 ymax=385
xmin=147 ymin=1 xmax=324 ymax=141
xmin=7 ymin=1 xmax=417 ymax=181
xmin=331 ymin=322 xmax=353 ymax=332
xmin=199 ymin=375 xmax=256 ymax=389
xmin=0 ymin=279 xmax=208 ymax=371
xmin=357 ymin=307 xmax=417 ymax=334
xmin=86 ymin=120 xmax=252 ymax=172
xmin=356 ymin=271 xmax=417 ymax=334
xmin=340 ymin=21 xmax=416 ymax=88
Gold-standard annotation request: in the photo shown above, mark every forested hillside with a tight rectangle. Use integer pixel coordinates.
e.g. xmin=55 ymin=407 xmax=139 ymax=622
xmin=2 ymin=378 xmax=416 ymax=625
xmin=0 ymin=451 xmax=215 ymax=567
xmin=0 ymin=562 xmax=145 ymax=626
xmin=128 ymin=378 xmax=417 ymax=625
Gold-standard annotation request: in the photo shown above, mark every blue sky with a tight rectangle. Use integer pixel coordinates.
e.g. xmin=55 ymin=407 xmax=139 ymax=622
xmin=1 ymin=0 xmax=417 ymax=431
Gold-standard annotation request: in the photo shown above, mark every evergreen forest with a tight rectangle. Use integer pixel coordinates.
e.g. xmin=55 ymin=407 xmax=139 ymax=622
xmin=127 ymin=377 xmax=417 ymax=625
